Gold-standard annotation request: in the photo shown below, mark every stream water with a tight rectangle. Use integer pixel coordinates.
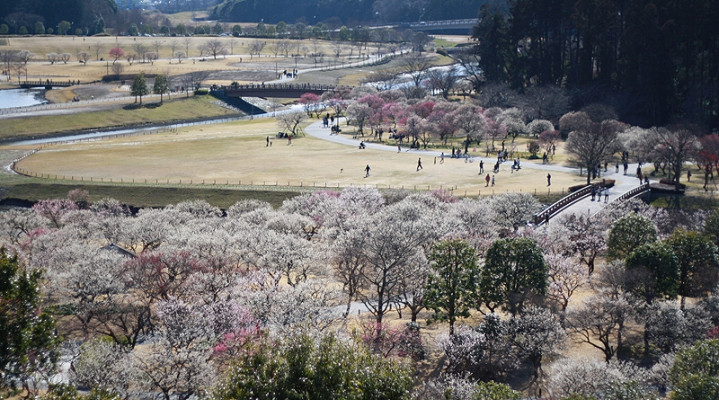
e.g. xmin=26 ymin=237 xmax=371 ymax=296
xmin=0 ymin=88 xmax=48 ymax=109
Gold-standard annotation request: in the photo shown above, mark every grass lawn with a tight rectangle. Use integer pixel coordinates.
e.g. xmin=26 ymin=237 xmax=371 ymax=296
xmin=0 ymin=96 xmax=236 ymax=140
xmin=296 ymin=52 xmax=452 ymax=87
xmin=12 ymin=117 xmax=596 ymax=200
xmin=0 ymin=36 xmax=389 ymax=91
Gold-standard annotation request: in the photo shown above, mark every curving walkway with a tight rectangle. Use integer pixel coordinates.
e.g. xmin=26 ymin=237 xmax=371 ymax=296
xmin=304 ymin=119 xmax=649 ymax=218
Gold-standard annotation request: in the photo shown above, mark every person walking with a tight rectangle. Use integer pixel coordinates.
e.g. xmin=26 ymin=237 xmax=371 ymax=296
xmin=266 ymin=136 xmax=270 ymax=147
xmin=604 ymin=187 xmax=609 ymax=203
xmin=591 ymin=185 xmax=596 ymax=201
xmin=365 ymin=164 xmax=371 ymax=178
xmin=485 ymin=173 xmax=491 ymax=187
xmin=398 ymin=145 xmax=401 ymax=153
xmin=547 ymin=173 xmax=551 ymax=186
xmin=440 ymin=152 xmax=444 ymax=164
xmin=479 ymin=160 xmax=484 ymax=173
xmin=417 ymin=158 xmax=423 ymax=171
xmin=491 ymin=175 xmax=496 ymax=186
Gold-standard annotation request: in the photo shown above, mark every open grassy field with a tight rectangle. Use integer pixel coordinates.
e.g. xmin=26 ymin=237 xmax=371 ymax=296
xmin=294 ymin=52 xmax=452 ymax=86
xmin=0 ymin=35 xmax=462 ymax=98
xmin=0 ymin=35 xmax=411 ymax=90
xmin=11 ymin=117 xmax=601 ymax=199
xmin=0 ymin=96 xmax=236 ymax=139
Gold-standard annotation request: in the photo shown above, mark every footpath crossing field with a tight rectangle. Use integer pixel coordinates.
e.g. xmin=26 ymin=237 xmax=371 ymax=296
xmin=11 ymin=118 xmax=642 ymax=199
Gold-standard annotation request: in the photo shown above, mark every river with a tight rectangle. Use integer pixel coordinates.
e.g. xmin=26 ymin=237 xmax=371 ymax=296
xmin=0 ymin=88 xmax=48 ymax=109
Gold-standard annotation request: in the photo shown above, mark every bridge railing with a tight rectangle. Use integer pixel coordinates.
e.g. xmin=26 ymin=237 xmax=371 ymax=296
xmin=21 ymin=79 xmax=88 ymax=87
xmin=219 ymin=83 xmax=340 ymax=91
xmin=533 ymin=185 xmax=592 ymax=225
xmin=408 ymin=19 xmax=479 ymax=28
xmin=611 ymin=183 xmax=650 ymax=203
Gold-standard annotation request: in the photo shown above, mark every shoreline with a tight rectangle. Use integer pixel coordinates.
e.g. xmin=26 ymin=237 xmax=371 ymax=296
xmin=0 ymin=86 xmax=50 ymax=109
xmin=1 ymin=113 xmax=252 ymax=146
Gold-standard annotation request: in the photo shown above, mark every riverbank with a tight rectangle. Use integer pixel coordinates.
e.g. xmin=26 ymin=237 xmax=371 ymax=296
xmin=0 ymin=95 xmax=239 ymax=142
xmin=0 ymin=87 xmax=49 ymax=109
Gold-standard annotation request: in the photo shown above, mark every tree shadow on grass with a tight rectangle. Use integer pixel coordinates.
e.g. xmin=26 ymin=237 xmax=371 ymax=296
xmin=123 ymin=103 xmax=162 ymax=110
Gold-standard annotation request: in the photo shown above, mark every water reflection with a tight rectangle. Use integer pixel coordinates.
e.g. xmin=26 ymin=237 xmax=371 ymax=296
xmin=0 ymin=88 xmax=47 ymax=109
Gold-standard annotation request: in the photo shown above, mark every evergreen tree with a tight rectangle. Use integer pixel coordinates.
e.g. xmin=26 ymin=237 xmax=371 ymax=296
xmin=216 ymin=333 xmax=413 ymax=400
xmin=479 ymin=238 xmax=548 ymax=316
xmin=424 ymin=239 xmax=479 ymax=335
xmin=0 ymin=249 xmax=59 ymax=396
xmin=670 ymin=339 xmax=719 ymax=400
xmin=606 ymin=213 xmax=658 ymax=260
xmin=131 ymin=72 xmax=149 ymax=105
xmin=665 ymin=229 xmax=719 ymax=309
xmin=152 ymin=74 xmax=169 ymax=102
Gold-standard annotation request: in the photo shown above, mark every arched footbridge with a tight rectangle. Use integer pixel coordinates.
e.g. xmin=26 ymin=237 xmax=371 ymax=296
xmin=214 ymin=83 xmax=342 ymax=99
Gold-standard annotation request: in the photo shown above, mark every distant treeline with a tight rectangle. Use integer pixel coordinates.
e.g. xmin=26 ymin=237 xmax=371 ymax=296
xmin=470 ymin=0 xmax=719 ymax=131
xmin=210 ymin=0 xmax=497 ymax=26
xmin=0 ymin=0 xmax=117 ymax=35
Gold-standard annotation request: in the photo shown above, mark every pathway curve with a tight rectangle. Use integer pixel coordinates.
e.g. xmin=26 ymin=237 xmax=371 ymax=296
xmin=306 ymin=119 xmax=572 ymax=173
xmin=305 ymin=119 xmax=649 ymax=216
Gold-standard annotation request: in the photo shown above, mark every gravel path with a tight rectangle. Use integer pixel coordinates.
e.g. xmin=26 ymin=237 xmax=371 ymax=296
xmin=307 ymin=119 xmax=593 ymax=173
xmin=306 ymin=119 xmax=646 ymax=215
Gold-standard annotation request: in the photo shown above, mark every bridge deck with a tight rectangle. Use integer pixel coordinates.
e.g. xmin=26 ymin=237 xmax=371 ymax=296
xmin=20 ymin=80 xmax=79 ymax=89
xmin=549 ymin=168 xmax=648 ymax=220
xmin=218 ymin=83 xmax=340 ymax=99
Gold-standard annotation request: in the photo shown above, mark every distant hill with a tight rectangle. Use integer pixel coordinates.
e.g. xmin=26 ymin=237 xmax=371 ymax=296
xmin=0 ymin=0 xmax=117 ymax=34
xmin=211 ymin=0 xmax=498 ymax=25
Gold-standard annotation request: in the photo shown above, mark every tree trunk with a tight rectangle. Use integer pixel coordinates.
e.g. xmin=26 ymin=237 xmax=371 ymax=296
xmin=586 ymin=163 xmax=592 ymax=185
xmin=643 ymin=323 xmax=650 ymax=359
xmin=675 ymin=164 xmax=683 ymax=191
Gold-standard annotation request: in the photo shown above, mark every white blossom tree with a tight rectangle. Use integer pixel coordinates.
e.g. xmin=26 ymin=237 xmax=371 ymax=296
xmin=71 ymin=339 xmax=137 ymax=398
xmin=545 ymin=253 xmax=590 ymax=314
xmin=547 ymin=358 xmax=654 ymax=399
xmin=509 ymin=306 xmax=566 ymax=381
xmin=566 ymin=293 xmax=635 ymax=361
xmin=489 ymin=192 xmax=543 ymax=232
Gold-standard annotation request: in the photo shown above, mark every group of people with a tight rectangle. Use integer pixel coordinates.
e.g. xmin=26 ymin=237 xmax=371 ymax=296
xmin=590 ymin=185 xmax=610 ymax=203
xmin=322 ymin=114 xmax=335 ymax=128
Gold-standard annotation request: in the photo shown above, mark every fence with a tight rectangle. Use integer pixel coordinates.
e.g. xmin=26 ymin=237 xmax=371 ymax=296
xmin=0 ymin=93 xmax=167 ymax=115
xmin=221 ymin=82 xmax=339 ymax=91
xmin=612 ymin=183 xmax=650 ymax=203
xmin=9 ymin=163 xmax=570 ymax=199
xmin=12 ymin=140 xmax=567 ymax=199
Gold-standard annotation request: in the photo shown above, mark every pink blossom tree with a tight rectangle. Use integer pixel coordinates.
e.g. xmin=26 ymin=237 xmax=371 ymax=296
xmin=108 ymin=47 xmax=125 ymax=64
xmin=32 ymin=198 xmax=79 ymax=228
xmin=298 ymin=93 xmax=321 ymax=117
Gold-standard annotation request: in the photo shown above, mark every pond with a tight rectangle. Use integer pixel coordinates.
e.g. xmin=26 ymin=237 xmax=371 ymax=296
xmin=0 ymin=88 xmax=48 ymax=109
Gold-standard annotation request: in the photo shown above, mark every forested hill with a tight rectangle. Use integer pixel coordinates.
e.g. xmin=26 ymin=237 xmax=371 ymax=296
xmin=211 ymin=0 xmax=495 ymax=24
xmin=0 ymin=0 xmax=116 ymax=35
xmin=472 ymin=0 xmax=719 ymax=131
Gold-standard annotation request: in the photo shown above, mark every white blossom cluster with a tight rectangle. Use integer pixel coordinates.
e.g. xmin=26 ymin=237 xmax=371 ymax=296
xmin=0 ymin=186 xmax=714 ymax=398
